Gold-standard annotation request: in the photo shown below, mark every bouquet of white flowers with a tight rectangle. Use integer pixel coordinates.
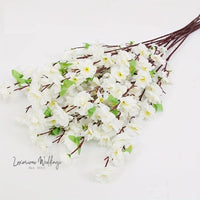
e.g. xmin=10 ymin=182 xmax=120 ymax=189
xmin=0 ymin=14 xmax=199 ymax=182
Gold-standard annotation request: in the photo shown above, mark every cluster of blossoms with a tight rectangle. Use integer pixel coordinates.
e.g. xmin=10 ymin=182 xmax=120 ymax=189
xmin=1 ymin=15 xmax=199 ymax=182
xmin=0 ymin=42 xmax=171 ymax=182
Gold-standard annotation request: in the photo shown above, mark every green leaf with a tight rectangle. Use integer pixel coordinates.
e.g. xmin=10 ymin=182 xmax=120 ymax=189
xmin=111 ymin=109 xmax=119 ymax=117
xmin=82 ymin=125 xmax=88 ymax=131
xmin=68 ymin=135 xmax=82 ymax=144
xmin=88 ymin=106 xmax=96 ymax=118
xmin=150 ymin=46 xmax=154 ymax=50
xmin=60 ymin=79 xmax=75 ymax=97
xmin=149 ymin=69 xmax=156 ymax=78
xmin=84 ymin=43 xmax=90 ymax=49
xmin=12 ymin=70 xmax=23 ymax=79
xmin=129 ymin=60 xmax=136 ymax=76
xmin=11 ymin=69 xmax=32 ymax=87
xmin=68 ymin=135 xmax=82 ymax=155
xmin=67 ymin=154 xmax=71 ymax=158
xmin=51 ymin=127 xmax=60 ymax=135
xmin=25 ymin=78 xmax=32 ymax=84
xmin=108 ymin=95 xmax=119 ymax=106
xmin=123 ymin=145 xmax=133 ymax=154
xmin=44 ymin=107 xmax=52 ymax=117
xmin=153 ymin=104 xmax=163 ymax=112
xmin=83 ymin=77 xmax=94 ymax=83
xmin=130 ymin=41 xmax=134 ymax=45
xmin=59 ymin=62 xmax=73 ymax=76
xmin=68 ymin=135 xmax=77 ymax=143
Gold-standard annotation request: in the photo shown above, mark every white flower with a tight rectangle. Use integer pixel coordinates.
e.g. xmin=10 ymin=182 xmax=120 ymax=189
xmin=151 ymin=54 xmax=166 ymax=66
xmin=78 ymin=60 xmax=97 ymax=78
xmin=157 ymin=70 xmax=172 ymax=85
xmin=101 ymin=76 xmax=116 ymax=91
xmin=119 ymin=96 xmax=140 ymax=116
xmin=140 ymin=102 xmax=155 ymax=119
xmin=87 ymin=44 xmax=104 ymax=59
xmin=111 ymin=146 xmax=124 ymax=166
xmin=136 ymin=57 xmax=154 ymax=72
xmin=134 ymin=43 xmax=150 ymax=59
xmin=127 ymin=119 xmax=142 ymax=135
xmin=109 ymin=83 xmax=127 ymax=99
xmin=73 ymin=91 xmax=93 ymax=115
xmin=64 ymin=72 xmax=84 ymax=85
xmin=111 ymin=66 xmax=129 ymax=82
xmin=95 ymin=167 xmax=116 ymax=183
xmin=135 ymin=70 xmax=152 ymax=88
xmin=100 ymin=54 xmax=115 ymax=68
xmin=145 ymin=83 xmax=162 ymax=103
xmin=0 ymin=84 xmax=13 ymax=99
xmin=99 ymin=135 xmax=112 ymax=147
xmin=26 ymin=109 xmax=46 ymax=130
xmin=27 ymin=89 xmax=46 ymax=107
xmin=49 ymin=104 xmax=72 ymax=127
xmin=115 ymin=51 xmax=132 ymax=67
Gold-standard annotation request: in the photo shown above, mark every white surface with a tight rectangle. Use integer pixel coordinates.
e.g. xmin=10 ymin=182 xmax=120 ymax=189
xmin=0 ymin=0 xmax=200 ymax=199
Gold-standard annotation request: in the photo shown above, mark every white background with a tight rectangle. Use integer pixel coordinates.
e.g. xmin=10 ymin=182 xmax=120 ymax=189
xmin=0 ymin=0 xmax=200 ymax=199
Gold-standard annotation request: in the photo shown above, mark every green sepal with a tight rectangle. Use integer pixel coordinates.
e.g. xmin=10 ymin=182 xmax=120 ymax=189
xmin=122 ymin=145 xmax=133 ymax=154
xmin=59 ymin=62 xmax=73 ymax=76
xmin=149 ymin=69 xmax=156 ymax=78
xmin=51 ymin=127 xmax=60 ymax=135
xmin=84 ymin=43 xmax=90 ymax=49
xmin=108 ymin=95 xmax=119 ymax=106
xmin=129 ymin=60 xmax=136 ymax=76
xmin=153 ymin=103 xmax=163 ymax=112
xmin=88 ymin=106 xmax=96 ymax=118
xmin=60 ymin=79 xmax=75 ymax=97
xmin=44 ymin=107 xmax=52 ymax=117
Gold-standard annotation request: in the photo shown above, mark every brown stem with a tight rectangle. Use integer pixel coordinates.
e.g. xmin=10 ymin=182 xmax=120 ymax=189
xmin=66 ymin=106 xmax=77 ymax=113
xmin=122 ymin=82 xmax=135 ymax=97
xmin=104 ymin=156 xmax=110 ymax=167
xmin=14 ymin=85 xmax=29 ymax=91
xmin=52 ymin=131 xmax=65 ymax=143
xmin=117 ymin=126 xmax=126 ymax=135
xmin=139 ymin=89 xmax=145 ymax=101
xmin=25 ymin=105 xmax=32 ymax=113
xmin=70 ymin=137 xmax=85 ymax=156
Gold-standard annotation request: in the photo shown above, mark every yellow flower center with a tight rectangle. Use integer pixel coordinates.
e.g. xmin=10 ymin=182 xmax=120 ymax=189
xmin=50 ymin=100 xmax=55 ymax=106
xmin=131 ymin=126 xmax=138 ymax=131
xmin=72 ymin=77 xmax=77 ymax=82
xmin=99 ymin=98 xmax=104 ymax=102
xmin=145 ymin=111 xmax=151 ymax=116
xmin=142 ymin=66 xmax=147 ymax=71
xmin=121 ymin=59 xmax=125 ymax=64
xmin=114 ymin=150 xmax=119 ymax=155
xmin=122 ymin=101 xmax=128 ymax=106
xmin=33 ymin=94 xmax=39 ymax=99
xmin=87 ymin=131 xmax=92 ymax=135
xmin=84 ymin=67 xmax=90 ymax=73
xmin=103 ymin=57 xmax=108 ymax=63
xmin=51 ymin=120 xmax=56 ymax=124
xmin=118 ymin=71 xmax=123 ymax=78
xmin=140 ymin=76 xmax=146 ymax=82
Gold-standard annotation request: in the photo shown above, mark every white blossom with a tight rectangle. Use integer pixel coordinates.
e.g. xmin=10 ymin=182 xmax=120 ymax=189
xmin=95 ymin=167 xmax=116 ymax=183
